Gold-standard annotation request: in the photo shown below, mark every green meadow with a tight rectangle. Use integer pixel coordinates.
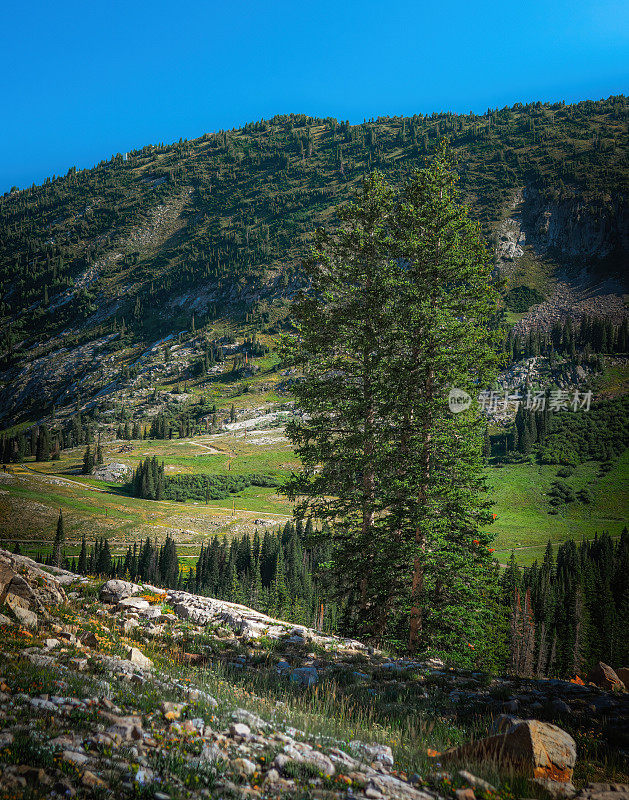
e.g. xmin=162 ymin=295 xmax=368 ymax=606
xmin=1 ymin=430 xmax=626 ymax=570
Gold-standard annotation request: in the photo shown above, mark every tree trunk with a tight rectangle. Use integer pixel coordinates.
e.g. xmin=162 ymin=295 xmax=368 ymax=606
xmin=409 ymin=364 xmax=433 ymax=649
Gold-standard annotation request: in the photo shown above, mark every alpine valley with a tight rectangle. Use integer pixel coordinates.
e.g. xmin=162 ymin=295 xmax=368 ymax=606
xmin=0 ymin=95 xmax=627 ymax=800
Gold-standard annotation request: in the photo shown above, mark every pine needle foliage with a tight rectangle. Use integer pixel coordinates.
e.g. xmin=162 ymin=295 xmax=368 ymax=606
xmin=283 ymin=147 xmax=502 ymax=665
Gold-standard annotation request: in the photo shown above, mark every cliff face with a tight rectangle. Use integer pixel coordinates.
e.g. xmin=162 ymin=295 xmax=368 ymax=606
xmin=521 ymin=187 xmax=629 ymax=265
xmin=496 ymin=186 xmax=628 ymax=284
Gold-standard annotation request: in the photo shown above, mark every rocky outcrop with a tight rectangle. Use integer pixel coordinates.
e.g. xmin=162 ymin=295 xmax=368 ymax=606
xmin=511 ymin=279 xmax=628 ymax=336
xmin=495 ymin=185 xmax=629 ymax=278
xmin=573 ymin=783 xmax=629 ymax=800
xmin=98 ymin=580 xmax=371 ymax=654
xmin=126 ymin=646 xmax=153 ymax=670
xmin=495 ymin=189 xmax=526 ymax=276
xmin=522 ymin=187 xmax=629 ymax=264
xmin=586 ymin=662 xmax=626 ymax=692
xmin=0 ymin=549 xmax=69 ymax=621
xmin=440 ymin=717 xmax=577 ymax=784
xmin=99 ymin=579 xmax=141 ymax=603
xmin=616 ymin=667 xmax=629 ymax=688
xmin=0 ymin=333 xmax=120 ymax=425
xmin=2 ymin=556 xmax=629 ymax=800
xmin=91 ymin=462 xmax=133 ymax=482
xmin=161 ymin=589 xmax=370 ymax=652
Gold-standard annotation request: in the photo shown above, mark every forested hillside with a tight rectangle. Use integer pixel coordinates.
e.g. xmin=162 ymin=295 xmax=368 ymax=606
xmin=1 ymin=95 xmax=627 ymax=357
xmin=0 ymin=95 xmax=626 ymax=583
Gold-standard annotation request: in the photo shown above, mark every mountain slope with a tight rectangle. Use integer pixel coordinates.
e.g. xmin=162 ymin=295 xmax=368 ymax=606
xmin=1 ymin=96 xmax=627 ymax=426
xmin=2 ymin=96 xmax=627 ymax=343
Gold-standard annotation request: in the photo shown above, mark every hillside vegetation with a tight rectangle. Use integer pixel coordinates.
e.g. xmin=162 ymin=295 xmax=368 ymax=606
xmin=0 ymin=96 xmax=626 ymax=589
xmin=1 ymin=95 xmax=627 ymax=355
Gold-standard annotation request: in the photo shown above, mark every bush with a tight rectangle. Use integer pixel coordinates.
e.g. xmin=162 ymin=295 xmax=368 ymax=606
xmin=539 ymin=396 xmax=629 ymax=466
xmin=548 ymin=480 xmax=575 ymax=506
xmin=163 ymin=473 xmax=281 ymax=502
xmin=577 ymin=487 xmax=593 ymax=503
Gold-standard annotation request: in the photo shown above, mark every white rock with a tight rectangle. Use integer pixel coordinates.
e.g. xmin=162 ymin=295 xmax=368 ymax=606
xmin=122 ymin=618 xmax=139 ymax=634
xmin=350 ymin=741 xmax=394 ymax=766
xmin=126 ymin=646 xmax=153 ymax=670
xmin=91 ymin=462 xmax=133 ymax=483
xmin=118 ymin=597 xmax=150 ymax=611
xmin=63 ymin=751 xmax=89 ymax=766
xmin=231 ymin=708 xmax=267 ymax=729
xmin=234 ymin=758 xmax=257 ymax=776
xmin=24 ymin=652 xmax=55 ymax=668
xmin=229 ymin=722 xmax=251 ymax=737
xmin=138 ymin=606 xmax=161 ymax=619
xmin=99 ymin=579 xmax=140 ymax=603
xmin=30 ymin=697 xmax=56 ymax=712
xmin=200 ymin=743 xmax=228 ymax=764
xmin=12 ymin=606 xmax=38 ymax=629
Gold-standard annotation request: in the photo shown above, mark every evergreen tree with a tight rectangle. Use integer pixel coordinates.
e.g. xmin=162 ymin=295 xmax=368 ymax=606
xmin=283 ymin=150 xmax=500 ymax=661
xmin=16 ymin=435 xmax=26 ymax=462
xmin=53 ymin=510 xmax=65 ymax=568
xmin=82 ymin=445 xmax=94 ymax=474
xmin=96 ymin=538 xmax=112 ymax=575
xmin=35 ymin=425 xmax=51 ymax=461
xmin=76 ymin=534 xmax=87 ymax=574
xmin=271 ymin=546 xmax=288 ymax=616
xmin=282 ymin=170 xmax=397 ymax=640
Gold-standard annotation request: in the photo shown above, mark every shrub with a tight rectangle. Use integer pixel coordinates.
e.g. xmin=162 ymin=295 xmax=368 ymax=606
xmin=548 ymin=480 xmax=575 ymax=506
xmin=576 ymin=488 xmax=593 ymax=504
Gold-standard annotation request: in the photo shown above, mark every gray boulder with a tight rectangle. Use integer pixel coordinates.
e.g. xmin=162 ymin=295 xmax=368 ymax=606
xmin=12 ymin=605 xmax=38 ymax=629
xmin=126 ymin=646 xmax=153 ymax=670
xmin=99 ymin=579 xmax=140 ymax=604
xmin=118 ymin=597 xmax=150 ymax=611
xmin=349 ymin=740 xmax=394 ymax=766
xmin=0 ymin=549 xmax=67 ymax=613
xmin=290 ymin=666 xmax=318 ymax=687
xmin=91 ymin=462 xmax=133 ymax=483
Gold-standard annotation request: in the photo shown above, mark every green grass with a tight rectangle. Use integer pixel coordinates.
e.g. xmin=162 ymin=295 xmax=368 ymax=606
xmin=504 ymin=246 xmax=558 ymax=295
xmin=487 ymin=450 xmax=629 ymax=564
xmin=594 ymin=362 xmax=629 ymax=395
xmin=0 ymin=453 xmax=292 ymax=549
xmin=3 ymin=419 xmax=627 ymax=568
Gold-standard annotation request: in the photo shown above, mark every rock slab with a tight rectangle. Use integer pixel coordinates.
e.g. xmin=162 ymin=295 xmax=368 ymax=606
xmin=441 ymin=719 xmax=577 ymax=782
xmin=586 ymin=662 xmax=626 ymax=692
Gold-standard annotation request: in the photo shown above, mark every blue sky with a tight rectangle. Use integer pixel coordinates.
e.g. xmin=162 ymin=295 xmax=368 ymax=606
xmin=2 ymin=0 xmax=627 ymax=193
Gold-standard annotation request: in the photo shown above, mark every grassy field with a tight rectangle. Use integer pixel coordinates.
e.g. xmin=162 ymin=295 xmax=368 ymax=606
xmin=30 ymin=431 xmax=299 ymax=478
xmin=487 ymin=450 xmax=629 ymax=565
xmin=1 ymin=424 xmax=627 ymax=569
xmin=0 ymin=428 xmax=296 ymax=561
